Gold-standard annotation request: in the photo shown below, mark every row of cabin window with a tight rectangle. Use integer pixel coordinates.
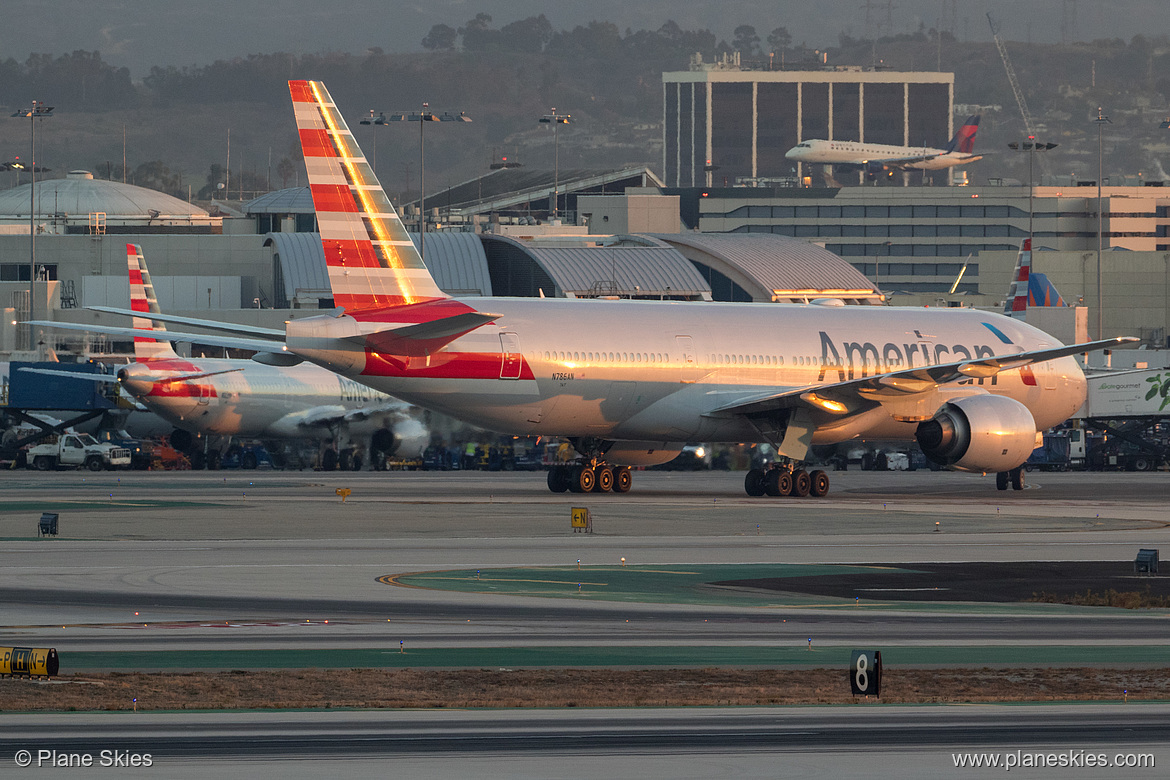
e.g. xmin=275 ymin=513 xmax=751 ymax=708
xmin=541 ymin=351 xmax=668 ymax=364
xmin=714 ymin=354 xmax=907 ymax=369
xmin=536 ymin=352 xmax=905 ymax=369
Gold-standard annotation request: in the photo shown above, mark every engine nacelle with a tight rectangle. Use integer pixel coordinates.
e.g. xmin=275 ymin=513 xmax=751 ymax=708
xmin=915 ymin=395 xmax=1037 ymax=473
xmin=603 ymin=442 xmax=684 ymax=467
xmin=370 ymin=428 xmax=398 ymax=455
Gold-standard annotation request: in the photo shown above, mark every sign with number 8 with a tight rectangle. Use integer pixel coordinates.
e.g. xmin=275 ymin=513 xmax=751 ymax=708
xmin=849 ymin=649 xmax=882 ymax=697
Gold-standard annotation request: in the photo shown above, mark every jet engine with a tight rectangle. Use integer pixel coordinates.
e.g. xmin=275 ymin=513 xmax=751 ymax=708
xmin=370 ymin=428 xmax=398 ymax=456
xmin=603 ymin=442 xmax=684 ymax=467
xmin=915 ymin=395 xmax=1037 ymax=473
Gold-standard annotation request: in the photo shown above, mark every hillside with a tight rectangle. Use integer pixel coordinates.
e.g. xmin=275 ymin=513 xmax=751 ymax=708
xmin=0 ymin=24 xmax=1167 ymax=203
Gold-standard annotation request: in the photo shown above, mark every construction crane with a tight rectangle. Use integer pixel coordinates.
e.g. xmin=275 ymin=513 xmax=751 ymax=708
xmin=987 ymin=13 xmax=1036 ymax=137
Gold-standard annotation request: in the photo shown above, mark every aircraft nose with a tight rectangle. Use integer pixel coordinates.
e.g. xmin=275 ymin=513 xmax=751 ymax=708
xmin=785 ymin=148 xmax=799 ymax=160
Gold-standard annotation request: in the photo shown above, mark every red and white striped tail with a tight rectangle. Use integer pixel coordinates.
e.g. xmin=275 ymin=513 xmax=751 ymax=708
xmin=1003 ymin=238 xmax=1032 ymax=319
xmin=126 ymin=243 xmax=178 ymax=359
xmin=289 ymin=80 xmax=448 ymax=312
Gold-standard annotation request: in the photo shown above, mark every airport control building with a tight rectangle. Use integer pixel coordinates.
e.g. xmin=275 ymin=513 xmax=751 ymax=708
xmin=662 ymin=60 xmax=954 ymax=187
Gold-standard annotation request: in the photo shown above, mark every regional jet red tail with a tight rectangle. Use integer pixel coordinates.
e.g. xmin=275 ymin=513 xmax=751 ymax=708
xmin=126 ymin=243 xmax=180 ymax=359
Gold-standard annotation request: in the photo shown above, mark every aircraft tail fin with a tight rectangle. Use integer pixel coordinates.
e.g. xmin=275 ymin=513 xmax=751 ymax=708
xmin=126 ymin=243 xmax=179 ymax=359
xmin=1003 ymin=238 xmax=1032 ymax=318
xmin=288 ymin=80 xmax=448 ymax=312
xmin=1027 ymin=272 xmax=1067 ymax=309
xmin=945 ymin=115 xmax=980 ymax=154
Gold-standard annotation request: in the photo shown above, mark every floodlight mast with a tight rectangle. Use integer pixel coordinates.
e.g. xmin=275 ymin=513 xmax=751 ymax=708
xmin=11 ymin=101 xmax=53 ymax=353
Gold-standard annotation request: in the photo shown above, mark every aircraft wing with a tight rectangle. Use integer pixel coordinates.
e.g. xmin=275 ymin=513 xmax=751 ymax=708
xmin=279 ymin=400 xmax=413 ymax=430
xmin=17 ymin=366 xmax=118 ymax=383
xmin=879 ymin=153 xmax=942 ymax=168
xmin=710 ymin=336 xmax=1138 ymax=417
xmin=27 ymin=320 xmax=295 ymax=356
xmin=19 ymin=365 xmax=245 ymax=384
xmin=86 ymin=306 xmax=285 ymax=339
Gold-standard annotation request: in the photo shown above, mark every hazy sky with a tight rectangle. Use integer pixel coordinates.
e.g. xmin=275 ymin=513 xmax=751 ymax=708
xmin=6 ymin=0 xmax=1166 ymax=78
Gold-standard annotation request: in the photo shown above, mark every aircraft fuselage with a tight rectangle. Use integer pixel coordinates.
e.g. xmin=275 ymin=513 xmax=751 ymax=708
xmin=287 ymin=298 xmax=1085 ymax=446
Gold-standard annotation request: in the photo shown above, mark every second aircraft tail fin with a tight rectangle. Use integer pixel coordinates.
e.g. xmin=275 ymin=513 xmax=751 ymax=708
xmin=946 ymin=115 xmax=980 ymax=154
xmin=126 ymin=243 xmax=179 ymax=360
xmin=1003 ymin=238 xmax=1032 ymax=318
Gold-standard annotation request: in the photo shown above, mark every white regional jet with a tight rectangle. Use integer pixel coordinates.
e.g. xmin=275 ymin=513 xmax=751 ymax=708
xmin=785 ymin=116 xmax=983 ymax=178
xmin=31 ymin=244 xmax=423 ymax=469
xmin=34 ymin=85 xmax=1131 ymax=495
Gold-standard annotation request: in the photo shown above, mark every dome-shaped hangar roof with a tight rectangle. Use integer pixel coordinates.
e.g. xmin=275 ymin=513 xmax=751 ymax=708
xmin=640 ymin=233 xmax=884 ymax=304
xmin=0 ymin=171 xmax=209 ymax=218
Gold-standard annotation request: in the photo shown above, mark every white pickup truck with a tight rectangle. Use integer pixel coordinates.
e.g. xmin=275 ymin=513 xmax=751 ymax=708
xmin=27 ymin=433 xmax=133 ymax=471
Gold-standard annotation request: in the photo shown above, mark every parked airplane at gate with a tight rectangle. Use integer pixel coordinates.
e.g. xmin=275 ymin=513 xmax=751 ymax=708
xmin=31 ymin=88 xmax=1131 ymax=495
xmin=785 ymin=116 xmax=983 ymax=178
xmin=31 ymin=244 xmax=423 ymax=469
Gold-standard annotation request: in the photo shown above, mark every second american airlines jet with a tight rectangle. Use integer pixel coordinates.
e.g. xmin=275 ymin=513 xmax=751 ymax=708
xmin=34 ymin=244 xmax=423 ymax=469
xmin=785 ymin=116 xmax=983 ymax=178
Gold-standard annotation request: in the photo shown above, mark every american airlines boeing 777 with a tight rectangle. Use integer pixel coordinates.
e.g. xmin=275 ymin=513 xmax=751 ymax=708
xmin=274 ymin=81 xmax=1130 ymax=496
xmin=33 ymin=85 xmax=1131 ymax=495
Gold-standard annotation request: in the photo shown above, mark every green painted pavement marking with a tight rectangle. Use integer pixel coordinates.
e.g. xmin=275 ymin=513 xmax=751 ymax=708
xmin=60 ymin=645 xmax=1170 ymax=671
xmin=0 ymin=499 xmax=229 ymax=512
xmin=390 ymin=564 xmax=1131 ymax=614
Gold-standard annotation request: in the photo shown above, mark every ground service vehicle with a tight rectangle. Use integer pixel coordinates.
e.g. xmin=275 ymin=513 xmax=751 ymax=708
xmin=27 ymin=433 xmax=132 ymax=471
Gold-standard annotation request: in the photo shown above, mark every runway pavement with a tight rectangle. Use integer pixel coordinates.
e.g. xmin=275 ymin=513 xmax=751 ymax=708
xmin=1 ymin=705 xmax=1166 ymax=779
xmin=2 ymin=469 xmax=1168 ymax=776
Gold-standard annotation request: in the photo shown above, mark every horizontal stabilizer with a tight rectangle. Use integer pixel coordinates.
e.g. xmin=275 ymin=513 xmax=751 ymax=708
xmin=27 ymin=320 xmax=295 ymax=356
xmin=87 ymin=306 xmax=286 ymax=339
xmin=343 ymin=312 xmax=501 ymax=357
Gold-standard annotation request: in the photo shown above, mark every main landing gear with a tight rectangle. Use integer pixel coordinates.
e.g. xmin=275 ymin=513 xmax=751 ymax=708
xmin=995 ymin=466 xmax=1026 ymax=491
xmin=744 ymin=464 xmax=831 ymax=498
xmin=547 ymin=462 xmax=633 ymax=494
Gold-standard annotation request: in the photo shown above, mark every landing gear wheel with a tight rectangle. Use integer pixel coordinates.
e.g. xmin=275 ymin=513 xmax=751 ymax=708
xmin=765 ymin=469 xmax=793 ymax=497
xmin=241 ymin=452 xmax=258 ymax=470
xmin=547 ymin=467 xmax=570 ymax=493
xmin=569 ymin=464 xmax=595 ymax=493
xmin=1010 ymin=466 xmax=1025 ymax=491
xmin=744 ymin=468 xmax=766 ymax=497
xmin=613 ymin=467 xmax=633 ymax=493
xmin=189 ymin=451 xmax=206 ymax=470
xmin=809 ymin=469 xmax=830 ymax=497
xmin=321 ymin=449 xmax=338 ymax=471
xmin=791 ymin=470 xmax=811 ymax=497
xmin=206 ymin=450 xmax=221 ymax=470
xmin=995 ymin=471 xmax=1009 ymax=491
xmin=595 ymin=465 xmax=614 ymax=493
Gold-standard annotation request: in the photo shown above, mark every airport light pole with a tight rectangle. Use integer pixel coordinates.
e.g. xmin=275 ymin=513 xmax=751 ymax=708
xmin=1007 ymin=136 xmax=1057 ymax=243
xmin=358 ymin=110 xmax=388 ymax=181
xmin=11 ymin=100 xmax=53 ymax=353
xmin=538 ymin=109 xmax=571 ymax=221
xmin=1093 ymin=107 xmax=1112 ymax=340
xmin=385 ymin=104 xmax=471 ymax=263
